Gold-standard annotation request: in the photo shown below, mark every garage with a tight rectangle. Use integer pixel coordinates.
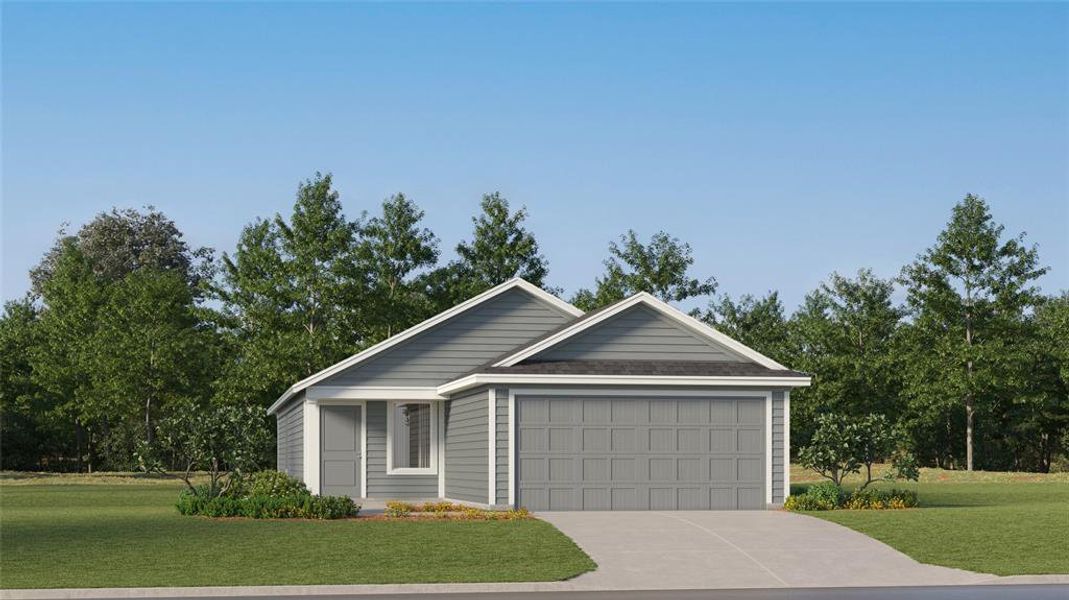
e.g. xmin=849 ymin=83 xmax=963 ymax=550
xmin=516 ymin=393 xmax=767 ymax=511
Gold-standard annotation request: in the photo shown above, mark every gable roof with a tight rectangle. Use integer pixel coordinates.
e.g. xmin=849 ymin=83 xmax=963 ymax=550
xmin=267 ymin=278 xmax=582 ymax=414
xmin=491 ymin=292 xmax=789 ymax=370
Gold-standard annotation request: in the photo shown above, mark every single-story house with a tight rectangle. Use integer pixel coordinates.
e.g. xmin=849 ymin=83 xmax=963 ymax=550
xmin=267 ymin=278 xmax=811 ymax=511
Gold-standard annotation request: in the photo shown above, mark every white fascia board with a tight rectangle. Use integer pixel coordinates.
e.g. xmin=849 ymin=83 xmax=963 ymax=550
xmin=266 ymin=278 xmax=581 ymax=414
xmin=437 ymin=373 xmax=813 ymax=396
xmin=493 ymin=292 xmax=789 ymax=370
xmin=306 ymin=386 xmax=444 ymax=401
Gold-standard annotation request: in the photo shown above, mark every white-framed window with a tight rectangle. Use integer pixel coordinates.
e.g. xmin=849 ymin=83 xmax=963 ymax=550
xmin=386 ymin=401 xmax=438 ymax=474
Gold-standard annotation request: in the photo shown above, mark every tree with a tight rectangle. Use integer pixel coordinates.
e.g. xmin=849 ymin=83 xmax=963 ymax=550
xmin=789 ymin=270 xmax=905 ymax=448
xmin=1010 ymin=293 xmax=1069 ymax=471
xmin=572 ymin=230 xmax=716 ymax=311
xmin=899 ymin=195 xmax=1047 ymax=470
xmin=798 ymin=413 xmax=918 ymax=490
xmin=0 ymin=299 xmax=58 ymax=470
xmin=700 ymin=291 xmax=793 ymax=365
xmin=431 ymin=192 xmax=550 ymax=307
xmin=30 ymin=207 xmax=212 ymax=297
xmin=89 ymin=269 xmax=221 ymax=447
xmin=216 ymin=172 xmax=368 ymax=409
xmin=358 ymin=193 xmax=440 ymax=339
xmin=140 ymin=399 xmax=271 ymax=497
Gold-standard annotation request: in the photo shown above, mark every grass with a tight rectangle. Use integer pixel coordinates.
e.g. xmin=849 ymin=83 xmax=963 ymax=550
xmin=789 ymin=466 xmax=1069 ymax=576
xmin=0 ymin=477 xmax=596 ymax=589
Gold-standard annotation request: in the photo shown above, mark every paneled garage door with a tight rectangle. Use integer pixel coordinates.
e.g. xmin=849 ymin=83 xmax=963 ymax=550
xmin=516 ymin=395 xmax=766 ymax=510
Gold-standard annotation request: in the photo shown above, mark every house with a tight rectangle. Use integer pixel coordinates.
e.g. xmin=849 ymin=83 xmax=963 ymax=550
xmin=267 ymin=278 xmax=811 ymax=511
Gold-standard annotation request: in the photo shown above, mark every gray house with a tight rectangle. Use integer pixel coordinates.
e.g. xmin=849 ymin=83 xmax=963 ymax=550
xmin=268 ymin=278 xmax=810 ymax=511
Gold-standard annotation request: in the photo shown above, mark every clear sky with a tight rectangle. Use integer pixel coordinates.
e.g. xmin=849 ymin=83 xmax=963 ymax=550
xmin=3 ymin=2 xmax=1067 ymax=311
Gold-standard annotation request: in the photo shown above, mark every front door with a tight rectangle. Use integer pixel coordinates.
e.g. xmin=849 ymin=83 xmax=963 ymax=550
xmin=320 ymin=405 xmax=362 ymax=497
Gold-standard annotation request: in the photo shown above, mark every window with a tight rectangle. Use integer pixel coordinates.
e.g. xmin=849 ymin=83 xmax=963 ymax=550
xmin=387 ymin=401 xmax=437 ymax=474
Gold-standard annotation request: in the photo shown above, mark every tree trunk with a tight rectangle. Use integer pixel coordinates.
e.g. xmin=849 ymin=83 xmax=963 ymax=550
xmin=145 ymin=397 xmax=154 ymax=445
xmin=965 ymin=396 xmax=974 ymax=471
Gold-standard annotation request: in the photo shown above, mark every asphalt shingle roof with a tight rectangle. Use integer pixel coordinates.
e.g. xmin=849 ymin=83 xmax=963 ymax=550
xmin=467 ymin=359 xmax=809 ymax=378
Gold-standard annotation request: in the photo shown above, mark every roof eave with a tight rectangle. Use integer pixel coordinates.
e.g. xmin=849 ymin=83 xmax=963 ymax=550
xmin=437 ymin=373 xmax=813 ymax=397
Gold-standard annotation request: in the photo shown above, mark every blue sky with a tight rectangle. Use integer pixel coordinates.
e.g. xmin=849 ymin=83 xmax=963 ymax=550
xmin=3 ymin=2 xmax=1067 ymax=311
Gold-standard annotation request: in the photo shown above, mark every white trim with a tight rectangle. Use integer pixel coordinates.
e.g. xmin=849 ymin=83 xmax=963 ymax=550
xmin=492 ymin=292 xmax=788 ymax=370
xmin=303 ymin=398 xmax=320 ymax=495
xmin=506 ymin=388 xmax=775 ymax=509
xmin=766 ymin=394 xmax=773 ymax=505
xmin=438 ymin=399 xmax=446 ymax=497
xmin=784 ymin=390 xmax=791 ymax=498
xmin=488 ymin=388 xmax=497 ymax=506
xmin=307 ymin=386 xmax=444 ymax=401
xmin=361 ymin=401 xmax=368 ymax=498
xmin=438 ymin=374 xmax=811 ymax=396
xmin=507 ymin=387 xmax=771 ymax=398
xmin=266 ymin=278 xmax=582 ymax=414
xmin=507 ymin=390 xmax=516 ymax=507
xmin=385 ymin=400 xmax=439 ymax=475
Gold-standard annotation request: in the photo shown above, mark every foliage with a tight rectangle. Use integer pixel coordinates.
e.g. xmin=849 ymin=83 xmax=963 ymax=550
xmin=432 ymin=192 xmax=551 ymax=306
xmin=798 ymin=413 xmax=918 ymax=489
xmin=571 ymin=230 xmax=716 ymax=311
xmin=214 ymin=172 xmax=368 ymax=412
xmin=700 ymin=291 xmax=793 ymax=365
xmin=899 ymin=194 xmax=1047 ymax=471
xmin=381 ymin=500 xmax=533 ymax=520
xmin=788 ymin=270 xmax=905 ymax=448
xmin=139 ymin=400 xmax=271 ymax=497
xmin=784 ymin=485 xmax=918 ymax=511
xmin=176 ymin=488 xmax=359 ymax=519
xmin=231 ymin=470 xmax=309 ymax=499
xmin=358 ymin=193 xmax=440 ymax=339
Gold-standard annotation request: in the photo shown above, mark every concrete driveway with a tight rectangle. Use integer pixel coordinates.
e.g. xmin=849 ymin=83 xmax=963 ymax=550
xmin=538 ymin=510 xmax=993 ymax=589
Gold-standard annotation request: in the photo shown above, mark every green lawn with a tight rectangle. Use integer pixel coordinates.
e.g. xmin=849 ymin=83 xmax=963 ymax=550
xmin=791 ymin=466 xmax=1069 ymax=576
xmin=0 ymin=478 xmax=596 ymax=589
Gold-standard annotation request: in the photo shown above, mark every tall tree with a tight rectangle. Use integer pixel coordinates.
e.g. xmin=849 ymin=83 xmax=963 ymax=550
xmin=572 ymin=230 xmax=716 ymax=311
xmin=1010 ymin=293 xmax=1069 ymax=471
xmin=358 ymin=193 xmax=440 ymax=339
xmin=0 ymin=298 xmax=59 ymax=470
xmin=899 ymin=195 xmax=1047 ymax=470
xmin=90 ymin=269 xmax=221 ymax=447
xmin=426 ymin=193 xmax=551 ymax=309
xmin=455 ymin=192 xmax=549 ymax=289
xmin=216 ymin=172 xmax=367 ymax=408
xmin=700 ymin=291 xmax=793 ymax=365
xmin=30 ymin=207 xmax=212 ymax=296
xmin=790 ymin=270 xmax=905 ymax=448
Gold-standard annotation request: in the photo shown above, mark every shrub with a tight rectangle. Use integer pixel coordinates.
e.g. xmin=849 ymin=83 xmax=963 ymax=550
xmin=177 ymin=489 xmax=359 ymax=519
xmin=843 ymin=488 xmax=918 ymax=510
xmin=783 ymin=481 xmax=844 ymax=511
xmin=239 ymin=470 xmax=310 ymax=499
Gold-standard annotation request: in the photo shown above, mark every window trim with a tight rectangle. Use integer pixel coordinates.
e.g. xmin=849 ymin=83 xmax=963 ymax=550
xmin=386 ymin=400 xmax=439 ymax=475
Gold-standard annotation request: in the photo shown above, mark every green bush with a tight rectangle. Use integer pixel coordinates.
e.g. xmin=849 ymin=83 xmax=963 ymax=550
xmin=785 ymin=485 xmax=919 ymax=512
xmin=238 ymin=470 xmax=310 ymax=499
xmin=843 ymin=488 xmax=918 ymax=510
xmin=177 ymin=489 xmax=358 ymax=519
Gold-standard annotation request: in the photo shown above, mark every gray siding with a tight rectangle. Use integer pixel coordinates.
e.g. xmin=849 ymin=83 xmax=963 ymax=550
xmin=772 ymin=391 xmax=785 ymax=504
xmin=444 ymin=388 xmax=490 ymax=503
xmin=533 ymin=305 xmax=747 ymax=362
xmin=275 ymin=393 xmax=304 ymax=480
xmin=366 ymin=401 xmax=438 ymax=498
xmin=323 ymin=288 xmax=573 ymax=387
xmin=495 ymin=387 xmax=509 ymax=505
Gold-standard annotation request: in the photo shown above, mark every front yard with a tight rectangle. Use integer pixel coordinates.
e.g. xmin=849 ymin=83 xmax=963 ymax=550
xmin=0 ymin=475 xmax=595 ymax=589
xmin=790 ymin=466 xmax=1069 ymax=576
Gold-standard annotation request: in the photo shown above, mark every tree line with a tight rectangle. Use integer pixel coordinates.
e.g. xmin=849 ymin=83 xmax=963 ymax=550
xmin=1 ymin=173 xmax=1065 ymax=473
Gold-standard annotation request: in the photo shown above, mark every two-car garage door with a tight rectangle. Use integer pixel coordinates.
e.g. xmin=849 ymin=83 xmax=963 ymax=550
xmin=517 ymin=395 xmax=766 ymax=510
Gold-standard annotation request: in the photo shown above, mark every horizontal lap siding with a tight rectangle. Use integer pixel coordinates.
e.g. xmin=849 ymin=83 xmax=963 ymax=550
xmin=445 ymin=389 xmax=489 ymax=503
xmin=534 ymin=305 xmax=746 ymax=362
xmin=322 ymin=289 xmax=573 ymax=387
xmin=366 ymin=401 xmax=437 ymax=498
xmin=275 ymin=394 xmax=303 ymax=480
